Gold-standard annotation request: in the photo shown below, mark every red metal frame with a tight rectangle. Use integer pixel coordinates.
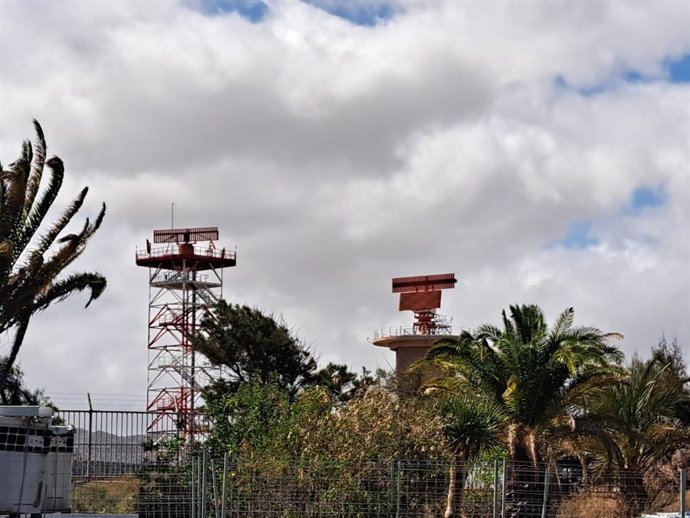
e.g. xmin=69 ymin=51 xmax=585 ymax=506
xmin=136 ymin=227 xmax=236 ymax=441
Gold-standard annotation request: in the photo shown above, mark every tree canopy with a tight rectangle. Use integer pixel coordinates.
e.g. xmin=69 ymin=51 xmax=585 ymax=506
xmin=194 ymin=300 xmax=316 ymax=396
xmin=193 ymin=300 xmax=372 ymax=402
xmin=586 ymin=339 xmax=690 ymax=470
xmin=428 ymin=304 xmax=623 ymax=466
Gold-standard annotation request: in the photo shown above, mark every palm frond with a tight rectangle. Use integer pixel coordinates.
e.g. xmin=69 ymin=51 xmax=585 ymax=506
xmin=443 ymin=397 xmax=506 ymax=459
xmin=23 ymin=120 xmax=47 ymax=218
xmin=14 ymin=156 xmax=64 ymax=261
xmin=31 ymin=187 xmax=88 ymax=258
xmin=32 ymin=272 xmax=106 ymax=311
xmin=0 ymin=161 xmax=28 ymax=242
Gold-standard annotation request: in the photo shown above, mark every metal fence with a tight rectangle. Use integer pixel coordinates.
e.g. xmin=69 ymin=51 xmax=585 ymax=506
xmin=55 ymin=409 xmax=688 ymax=517
xmin=70 ymin=455 xmax=688 ymax=517
xmin=56 ymin=409 xmax=208 ymax=479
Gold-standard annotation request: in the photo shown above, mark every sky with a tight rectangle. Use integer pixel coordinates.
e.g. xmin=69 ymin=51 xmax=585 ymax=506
xmin=0 ymin=0 xmax=688 ymax=410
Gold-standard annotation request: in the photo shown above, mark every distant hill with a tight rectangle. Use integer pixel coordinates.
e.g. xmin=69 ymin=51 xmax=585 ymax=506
xmin=71 ymin=428 xmax=149 ymax=477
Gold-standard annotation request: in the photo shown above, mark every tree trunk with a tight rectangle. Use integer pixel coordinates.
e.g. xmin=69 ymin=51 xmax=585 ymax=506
xmin=506 ymin=445 xmax=543 ymax=518
xmin=619 ymin=468 xmax=648 ymax=516
xmin=444 ymin=453 xmax=467 ymax=518
xmin=0 ymin=315 xmax=29 ymax=394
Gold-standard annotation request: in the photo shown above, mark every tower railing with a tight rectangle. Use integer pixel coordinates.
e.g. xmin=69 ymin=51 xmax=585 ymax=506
xmin=372 ymin=326 xmax=470 ymax=339
xmin=136 ymin=246 xmax=236 ymax=261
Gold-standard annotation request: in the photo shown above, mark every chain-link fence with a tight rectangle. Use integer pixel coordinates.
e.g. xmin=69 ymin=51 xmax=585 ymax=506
xmin=71 ymin=455 xmax=688 ymax=518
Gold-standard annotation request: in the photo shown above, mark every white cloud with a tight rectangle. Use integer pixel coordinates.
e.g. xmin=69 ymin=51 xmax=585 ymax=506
xmin=0 ymin=0 xmax=688 ymax=409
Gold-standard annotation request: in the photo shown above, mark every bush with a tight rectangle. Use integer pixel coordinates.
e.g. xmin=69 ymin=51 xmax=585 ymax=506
xmin=556 ymin=490 xmax=625 ymax=518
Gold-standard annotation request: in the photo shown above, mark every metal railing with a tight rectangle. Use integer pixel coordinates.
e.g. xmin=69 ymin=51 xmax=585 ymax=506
xmin=372 ymin=326 xmax=469 ymax=340
xmin=136 ymin=245 xmax=236 ymax=262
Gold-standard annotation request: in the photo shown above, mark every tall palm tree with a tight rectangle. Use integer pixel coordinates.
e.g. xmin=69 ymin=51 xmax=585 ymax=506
xmin=442 ymin=398 xmax=505 ymax=518
xmin=428 ymin=304 xmax=622 ymax=515
xmin=0 ymin=121 xmax=106 ymax=392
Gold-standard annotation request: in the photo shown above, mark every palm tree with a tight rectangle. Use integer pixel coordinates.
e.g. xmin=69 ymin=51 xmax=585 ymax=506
xmin=442 ymin=398 xmax=505 ymax=518
xmin=585 ymin=356 xmax=690 ymax=513
xmin=428 ymin=304 xmax=622 ymax=516
xmin=0 ymin=121 xmax=106 ymax=392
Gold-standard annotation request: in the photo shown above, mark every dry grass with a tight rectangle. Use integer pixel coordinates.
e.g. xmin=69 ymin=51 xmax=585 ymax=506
xmin=556 ymin=490 xmax=626 ymax=518
xmin=72 ymin=477 xmax=140 ymax=513
xmin=660 ymin=489 xmax=690 ymax=513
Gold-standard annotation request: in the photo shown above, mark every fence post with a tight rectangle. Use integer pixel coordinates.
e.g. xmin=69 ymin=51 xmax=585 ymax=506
xmin=501 ymin=458 xmax=507 ymax=518
xmin=389 ymin=460 xmax=395 ymax=518
xmin=191 ymin=457 xmax=196 ymax=518
xmin=541 ymin=466 xmax=551 ymax=518
xmin=396 ymin=459 xmax=402 ymax=518
xmin=211 ymin=456 xmax=220 ymax=518
xmin=86 ymin=393 xmax=93 ymax=480
xmin=201 ymin=450 xmax=208 ymax=518
xmin=221 ymin=453 xmax=227 ymax=518
xmin=493 ymin=459 xmax=499 ymax=518
xmin=681 ymin=468 xmax=687 ymax=518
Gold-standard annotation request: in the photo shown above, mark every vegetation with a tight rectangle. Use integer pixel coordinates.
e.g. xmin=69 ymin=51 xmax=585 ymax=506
xmin=583 ymin=349 xmax=690 ymax=513
xmin=195 ymin=301 xmax=376 ymax=457
xmin=0 ymin=121 xmax=106 ymax=393
xmin=194 ymin=300 xmax=372 ymax=402
xmin=428 ymin=305 xmax=623 ymax=466
xmin=185 ymin=302 xmax=689 ymax=516
xmin=441 ymin=398 xmax=505 ymax=518
xmin=426 ymin=305 xmax=623 ymax=514
xmin=72 ymin=477 xmax=139 ymax=513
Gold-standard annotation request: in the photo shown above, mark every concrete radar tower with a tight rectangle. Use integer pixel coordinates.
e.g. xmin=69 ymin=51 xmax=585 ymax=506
xmin=136 ymin=226 xmax=236 ymax=440
xmin=372 ymin=273 xmax=459 ymax=371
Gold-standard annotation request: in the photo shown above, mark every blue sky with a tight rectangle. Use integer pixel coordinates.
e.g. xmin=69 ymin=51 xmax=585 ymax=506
xmin=626 ymin=185 xmax=667 ymax=216
xmin=198 ymin=0 xmax=268 ymax=21
xmin=554 ymin=53 xmax=690 ymax=96
xmin=198 ymin=0 xmax=397 ymax=25
xmin=554 ymin=185 xmax=668 ymax=250
xmin=302 ymin=1 xmax=397 ymax=26
xmin=554 ymin=220 xmax=599 ymax=250
xmin=668 ymin=54 xmax=690 ymax=82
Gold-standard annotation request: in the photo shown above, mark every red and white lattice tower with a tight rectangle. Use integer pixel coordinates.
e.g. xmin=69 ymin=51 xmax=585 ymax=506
xmin=372 ymin=273 xmax=458 ymax=371
xmin=135 ymin=227 xmax=236 ymax=440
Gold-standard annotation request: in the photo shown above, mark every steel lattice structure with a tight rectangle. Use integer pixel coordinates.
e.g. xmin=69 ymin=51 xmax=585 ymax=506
xmin=135 ymin=227 xmax=236 ymax=440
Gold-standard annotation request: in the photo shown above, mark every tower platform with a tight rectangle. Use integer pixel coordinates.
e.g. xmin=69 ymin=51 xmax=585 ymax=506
xmin=372 ymin=325 xmax=460 ymax=371
xmin=135 ymin=244 xmax=236 ymax=270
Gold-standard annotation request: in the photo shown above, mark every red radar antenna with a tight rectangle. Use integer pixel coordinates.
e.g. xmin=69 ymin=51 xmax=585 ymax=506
xmin=135 ymin=226 xmax=236 ymax=443
xmin=372 ymin=273 xmax=459 ymax=371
